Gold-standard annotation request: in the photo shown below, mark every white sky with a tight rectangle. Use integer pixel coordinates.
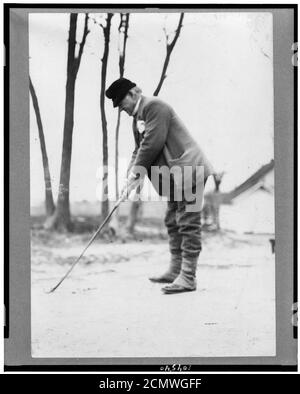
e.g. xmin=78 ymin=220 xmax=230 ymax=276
xmin=29 ymin=12 xmax=274 ymax=205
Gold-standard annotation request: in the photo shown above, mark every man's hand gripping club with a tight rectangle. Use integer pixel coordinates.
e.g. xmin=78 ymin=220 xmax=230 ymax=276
xmin=120 ymin=171 xmax=142 ymax=201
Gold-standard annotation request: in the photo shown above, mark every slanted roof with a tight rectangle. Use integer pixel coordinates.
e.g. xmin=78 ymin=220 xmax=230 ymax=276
xmin=223 ymin=160 xmax=274 ymax=203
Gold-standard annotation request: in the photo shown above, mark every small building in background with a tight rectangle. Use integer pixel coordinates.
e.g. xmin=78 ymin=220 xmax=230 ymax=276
xmin=203 ymin=160 xmax=274 ymax=234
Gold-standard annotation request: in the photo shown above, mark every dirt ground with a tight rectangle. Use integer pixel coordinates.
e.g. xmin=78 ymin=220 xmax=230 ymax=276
xmin=31 ymin=226 xmax=276 ymax=358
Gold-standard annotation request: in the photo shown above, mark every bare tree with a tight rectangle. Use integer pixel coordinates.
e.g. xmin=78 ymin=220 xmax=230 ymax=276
xmin=127 ymin=13 xmax=184 ymax=234
xmin=115 ymin=13 xmax=130 ymax=200
xmin=98 ymin=13 xmax=113 ymax=222
xmin=45 ymin=13 xmax=89 ymax=231
xmin=29 ymin=76 xmax=55 ymax=217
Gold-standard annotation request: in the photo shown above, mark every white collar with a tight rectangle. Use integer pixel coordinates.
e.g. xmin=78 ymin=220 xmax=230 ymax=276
xmin=132 ymin=96 xmax=142 ymax=117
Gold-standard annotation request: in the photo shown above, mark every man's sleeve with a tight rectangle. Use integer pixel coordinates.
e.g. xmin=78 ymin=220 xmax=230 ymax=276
xmin=131 ymin=101 xmax=170 ymax=174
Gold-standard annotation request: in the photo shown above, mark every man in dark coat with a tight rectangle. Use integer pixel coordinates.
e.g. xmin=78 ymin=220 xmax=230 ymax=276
xmin=106 ymin=78 xmax=215 ymax=294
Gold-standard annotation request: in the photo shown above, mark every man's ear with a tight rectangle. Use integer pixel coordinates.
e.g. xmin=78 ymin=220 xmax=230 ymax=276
xmin=127 ymin=90 xmax=134 ymax=99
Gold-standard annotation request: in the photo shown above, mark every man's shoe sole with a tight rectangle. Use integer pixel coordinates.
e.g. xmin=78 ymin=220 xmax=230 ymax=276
xmin=149 ymin=277 xmax=176 ymax=284
xmin=161 ymin=284 xmax=196 ymax=294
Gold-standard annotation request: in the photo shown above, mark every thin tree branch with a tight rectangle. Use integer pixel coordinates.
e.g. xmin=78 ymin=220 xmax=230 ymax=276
xmin=167 ymin=12 xmax=184 ymax=51
xmin=90 ymin=16 xmax=105 ymax=30
xmin=163 ymin=25 xmax=169 ymax=45
xmin=153 ymin=13 xmax=184 ymax=96
xmin=76 ymin=13 xmax=90 ymax=71
xmin=118 ymin=13 xmax=124 ymax=31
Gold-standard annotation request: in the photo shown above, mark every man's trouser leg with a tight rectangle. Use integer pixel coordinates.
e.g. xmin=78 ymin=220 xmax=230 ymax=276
xmin=162 ymin=196 xmax=202 ymax=293
xmin=149 ymin=200 xmax=182 ymax=283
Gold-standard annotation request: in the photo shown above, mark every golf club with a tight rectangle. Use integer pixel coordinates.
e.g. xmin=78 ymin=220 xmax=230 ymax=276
xmin=47 ymin=196 xmax=123 ymax=293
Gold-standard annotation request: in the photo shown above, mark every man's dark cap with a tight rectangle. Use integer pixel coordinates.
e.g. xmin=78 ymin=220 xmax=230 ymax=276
xmin=105 ymin=78 xmax=136 ymax=107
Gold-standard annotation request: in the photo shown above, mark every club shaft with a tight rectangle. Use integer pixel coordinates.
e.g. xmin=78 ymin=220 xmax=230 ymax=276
xmin=48 ymin=199 xmax=122 ymax=293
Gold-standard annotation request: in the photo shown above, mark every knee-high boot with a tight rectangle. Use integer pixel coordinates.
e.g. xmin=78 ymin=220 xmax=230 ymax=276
xmin=149 ymin=253 xmax=181 ymax=283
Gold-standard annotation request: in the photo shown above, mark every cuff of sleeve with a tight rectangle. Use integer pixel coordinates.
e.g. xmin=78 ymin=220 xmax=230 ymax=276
xmin=128 ymin=171 xmax=140 ymax=180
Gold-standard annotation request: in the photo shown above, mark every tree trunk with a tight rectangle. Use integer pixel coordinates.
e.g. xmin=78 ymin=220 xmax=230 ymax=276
xmin=29 ymin=76 xmax=55 ymax=217
xmin=115 ymin=108 xmax=121 ymax=199
xmin=99 ymin=13 xmax=113 ymax=222
xmin=47 ymin=75 xmax=76 ymax=231
xmin=113 ymin=13 xmax=130 ymax=204
xmin=115 ymin=14 xmax=130 ymax=201
xmin=46 ymin=13 xmax=89 ymax=231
